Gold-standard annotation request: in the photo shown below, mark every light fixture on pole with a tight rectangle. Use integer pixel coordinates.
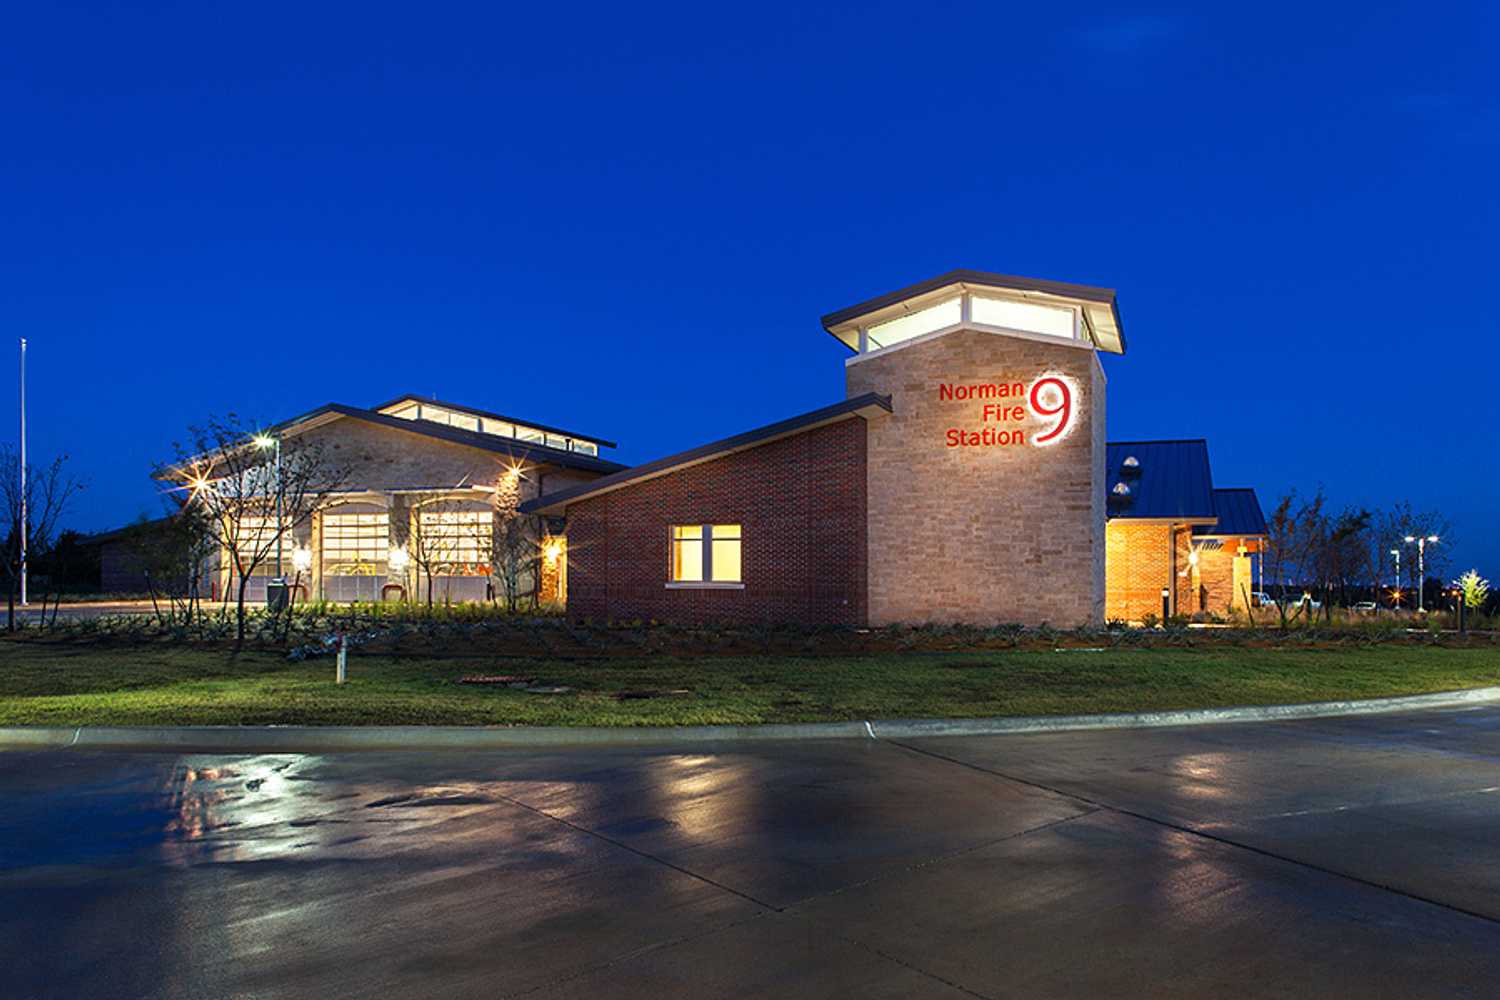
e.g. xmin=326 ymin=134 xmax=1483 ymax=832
xmin=254 ymin=434 xmax=283 ymax=578
xmin=1404 ymin=534 xmax=1440 ymax=612
xmin=17 ymin=338 xmax=26 ymax=607
xmin=1389 ymin=548 xmax=1400 ymax=608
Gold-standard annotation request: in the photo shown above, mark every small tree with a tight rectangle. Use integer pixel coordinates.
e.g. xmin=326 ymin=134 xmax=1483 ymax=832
xmin=165 ymin=415 xmax=348 ymax=646
xmin=0 ymin=447 xmax=83 ymax=630
xmin=489 ymin=467 xmax=541 ymax=611
xmin=120 ymin=507 xmax=216 ymax=625
xmin=1454 ymin=570 xmax=1490 ymax=611
xmin=406 ymin=496 xmax=492 ymax=607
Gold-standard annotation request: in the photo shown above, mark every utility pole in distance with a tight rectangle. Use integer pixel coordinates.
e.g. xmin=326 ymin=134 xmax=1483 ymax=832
xmin=19 ymin=338 xmax=27 ymax=606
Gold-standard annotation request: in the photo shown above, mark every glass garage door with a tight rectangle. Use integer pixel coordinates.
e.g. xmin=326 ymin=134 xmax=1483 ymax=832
xmin=417 ymin=508 xmax=492 ymax=603
xmin=322 ymin=511 xmax=389 ymax=603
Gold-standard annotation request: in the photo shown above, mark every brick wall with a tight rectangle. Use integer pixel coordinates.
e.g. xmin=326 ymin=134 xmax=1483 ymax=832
xmin=1105 ymin=521 xmax=1174 ymax=621
xmin=564 ymin=419 xmax=868 ymax=625
xmin=846 ymin=328 xmax=1106 ymax=627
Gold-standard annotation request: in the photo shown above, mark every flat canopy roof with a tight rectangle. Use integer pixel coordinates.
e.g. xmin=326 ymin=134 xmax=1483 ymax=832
xmin=821 ymin=268 xmax=1126 ymax=355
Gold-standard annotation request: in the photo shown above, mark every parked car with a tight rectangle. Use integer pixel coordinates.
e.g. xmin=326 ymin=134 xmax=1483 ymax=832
xmin=1251 ymin=591 xmax=1275 ymax=607
xmin=1353 ymin=601 xmax=1379 ymax=613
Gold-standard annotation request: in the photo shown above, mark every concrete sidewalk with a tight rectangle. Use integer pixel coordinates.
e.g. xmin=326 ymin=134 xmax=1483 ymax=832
xmin=4 ymin=684 xmax=1498 ymax=752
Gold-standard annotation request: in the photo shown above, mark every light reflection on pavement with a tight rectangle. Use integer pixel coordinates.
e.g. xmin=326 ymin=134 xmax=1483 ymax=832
xmin=4 ymin=706 xmax=1500 ymax=999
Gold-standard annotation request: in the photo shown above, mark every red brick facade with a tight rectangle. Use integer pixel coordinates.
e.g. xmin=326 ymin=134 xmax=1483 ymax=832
xmin=563 ymin=418 xmax=868 ymax=625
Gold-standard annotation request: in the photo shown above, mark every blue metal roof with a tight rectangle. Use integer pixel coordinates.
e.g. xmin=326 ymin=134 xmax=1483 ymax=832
xmin=1105 ymin=440 xmax=1216 ymax=520
xmin=1196 ymin=488 xmax=1268 ymax=537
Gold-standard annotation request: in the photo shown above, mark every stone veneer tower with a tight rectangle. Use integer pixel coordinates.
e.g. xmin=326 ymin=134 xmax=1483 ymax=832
xmin=826 ymin=270 xmax=1125 ymax=627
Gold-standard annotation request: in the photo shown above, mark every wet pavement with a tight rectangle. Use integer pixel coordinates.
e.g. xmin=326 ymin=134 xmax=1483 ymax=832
xmin=4 ymin=705 xmax=1500 ymax=999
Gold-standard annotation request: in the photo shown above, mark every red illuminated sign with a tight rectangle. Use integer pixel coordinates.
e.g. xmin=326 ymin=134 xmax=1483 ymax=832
xmin=940 ymin=374 xmax=1077 ymax=448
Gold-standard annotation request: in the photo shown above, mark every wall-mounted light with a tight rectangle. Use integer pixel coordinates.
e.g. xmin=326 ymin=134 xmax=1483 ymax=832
xmin=292 ymin=546 xmax=313 ymax=574
xmin=542 ymin=539 xmax=564 ymax=563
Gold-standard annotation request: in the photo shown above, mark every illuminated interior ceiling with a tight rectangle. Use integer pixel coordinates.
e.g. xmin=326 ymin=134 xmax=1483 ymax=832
xmin=821 ymin=269 xmax=1126 ymax=355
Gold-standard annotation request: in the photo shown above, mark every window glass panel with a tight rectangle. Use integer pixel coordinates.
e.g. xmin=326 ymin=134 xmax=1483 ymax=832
xmin=970 ymin=296 xmax=1076 ymax=340
xmin=482 ymin=419 xmax=515 ymax=437
xmin=865 ymin=297 xmax=961 ymax=350
xmin=711 ymin=524 xmax=740 ymax=539
xmin=571 ymin=440 xmax=598 ymax=456
xmin=710 ymin=539 xmax=741 ymax=582
xmin=322 ymin=511 xmax=390 ymax=575
xmin=673 ymin=539 xmax=703 ymax=581
xmin=417 ymin=509 xmax=493 ymax=576
xmin=385 ymin=402 xmax=420 ymax=420
xmin=516 ymin=427 xmax=545 ymax=444
xmin=448 ymin=412 xmax=479 ymax=432
xmin=673 ymin=525 xmax=703 ymax=539
xmin=229 ymin=515 xmax=282 ymax=576
xmin=544 ymin=433 xmax=568 ymax=450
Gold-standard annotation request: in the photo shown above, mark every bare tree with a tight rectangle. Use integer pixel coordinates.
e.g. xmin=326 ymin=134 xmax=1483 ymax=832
xmin=1307 ymin=506 xmax=1371 ymax=616
xmin=120 ymin=505 xmax=216 ymax=625
xmin=1373 ymin=501 xmax=1452 ymax=609
xmin=0 ymin=447 xmax=83 ymax=630
xmin=163 ymin=415 xmax=349 ymax=646
xmin=406 ymin=496 xmax=492 ymax=607
xmin=488 ymin=468 xmax=540 ymax=611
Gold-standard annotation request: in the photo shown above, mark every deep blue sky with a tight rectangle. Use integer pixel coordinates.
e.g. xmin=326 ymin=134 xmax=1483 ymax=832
xmin=4 ymin=2 xmax=1496 ymax=574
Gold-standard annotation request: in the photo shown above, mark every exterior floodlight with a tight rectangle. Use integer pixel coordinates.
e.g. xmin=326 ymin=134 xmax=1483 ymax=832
xmin=254 ymin=435 xmax=275 ymax=449
xmin=292 ymin=546 xmax=313 ymax=574
xmin=388 ymin=546 xmax=410 ymax=573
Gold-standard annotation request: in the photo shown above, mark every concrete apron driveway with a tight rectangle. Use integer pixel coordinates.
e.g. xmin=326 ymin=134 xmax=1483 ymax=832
xmin=4 ymin=707 xmax=1500 ymax=999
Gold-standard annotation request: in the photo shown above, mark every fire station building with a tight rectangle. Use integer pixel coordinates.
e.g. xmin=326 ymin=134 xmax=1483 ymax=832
xmin=524 ymin=269 xmax=1267 ymax=627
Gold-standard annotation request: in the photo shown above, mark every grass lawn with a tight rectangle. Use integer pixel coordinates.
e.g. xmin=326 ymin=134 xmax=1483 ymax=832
xmin=1 ymin=638 xmax=1498 ymax=727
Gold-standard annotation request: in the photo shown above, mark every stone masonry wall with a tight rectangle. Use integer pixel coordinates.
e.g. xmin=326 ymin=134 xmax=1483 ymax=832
xmin=846 ymin=328 xmax=1106 ymax=626
xmin=564 ymin=419 xmax=868 ymax=625
xmin=1105 ymin=521 xmax=1173 ymax=622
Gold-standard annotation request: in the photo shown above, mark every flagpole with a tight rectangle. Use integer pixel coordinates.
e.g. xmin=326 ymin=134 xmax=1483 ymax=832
xmin=19 ymin=338 xmax=27 ymax=607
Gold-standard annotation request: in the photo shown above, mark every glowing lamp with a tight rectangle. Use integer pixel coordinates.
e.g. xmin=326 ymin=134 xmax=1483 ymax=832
xmin=291 ymin=546 xmax=313 ymax=574
xmin=543 ymin=539 xmax=564 ymax=563
xmin=388 ymin=546 xmax=410 ymax=573
xmin=253 ymin=435 xmax=275 ymax=449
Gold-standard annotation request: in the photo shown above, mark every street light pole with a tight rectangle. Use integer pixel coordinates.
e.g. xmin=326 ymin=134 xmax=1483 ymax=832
xmin=1389 ymin=549 xmax=1400 ymax=609
xmin=1404 ymin=535 xmax=1439 ymax=613
xmin=255 ymin=434 xmax=284 ymax=578
xmin=17 ymin=338 xmax=26 ymax=607
xmin=274 ymin=436 xmax=283 ymax=578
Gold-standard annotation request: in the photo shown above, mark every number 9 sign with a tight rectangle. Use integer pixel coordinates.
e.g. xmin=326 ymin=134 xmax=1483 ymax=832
xmin=1027 ymin=375 xmax=1076 ymax=447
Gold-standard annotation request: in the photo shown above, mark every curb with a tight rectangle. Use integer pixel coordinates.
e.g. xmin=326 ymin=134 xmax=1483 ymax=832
xmin=1 ymin=686 xmax=1497 ymax=752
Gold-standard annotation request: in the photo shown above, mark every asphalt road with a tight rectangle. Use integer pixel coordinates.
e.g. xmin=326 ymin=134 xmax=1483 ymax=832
xmin=4 ymin=706 xmax=1500 ymax=999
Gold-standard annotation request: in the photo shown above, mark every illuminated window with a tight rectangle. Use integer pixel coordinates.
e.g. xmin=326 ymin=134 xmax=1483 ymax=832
xmin=377 ymin=399 xmax=603 ymax=455
xmin=670 ymin=524 xmax=741 ymax=583
xmin=865 ymin=297 xmax=962 ymax=351
xmin=322 ymin=511 xmax=389 ymax=575
xmin=482 ymin=418 xmax=515 ymax=438
xmin=417 ymin=509 xmax=493 ymax=576
xmin=969 ymin=296 xmax=1077 ymax=340
xmin=386 ymin=402 xmax=420 ymax=420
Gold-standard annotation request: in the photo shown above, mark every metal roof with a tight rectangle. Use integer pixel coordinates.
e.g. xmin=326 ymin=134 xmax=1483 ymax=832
xmin=369 ymin=395 xmax=617 ymax=449
xmin=820 ymin=268 xmax=1126 ymax=355
xmin=522 ymin=393 xmax=893 ymax=515
xmin=1104 ymin=439 xmax=1217 ymax=521
xmin=1196 ymin=488 xmax=1269 ymax=537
